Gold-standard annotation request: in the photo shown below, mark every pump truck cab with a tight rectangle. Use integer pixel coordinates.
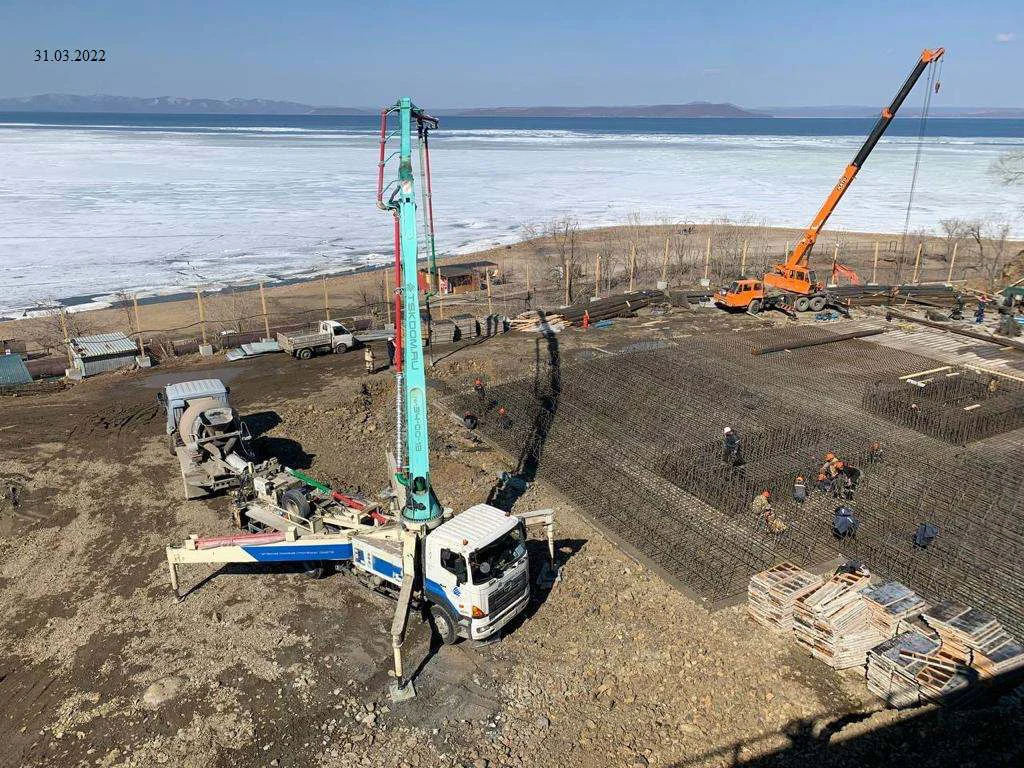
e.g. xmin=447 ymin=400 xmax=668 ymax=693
xmin=715 ymin=47 xmax=945 ymax=315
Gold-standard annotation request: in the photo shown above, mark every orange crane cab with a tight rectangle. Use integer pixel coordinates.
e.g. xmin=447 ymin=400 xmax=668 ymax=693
xmin=715 ymin=47 xmax=944 ymax=315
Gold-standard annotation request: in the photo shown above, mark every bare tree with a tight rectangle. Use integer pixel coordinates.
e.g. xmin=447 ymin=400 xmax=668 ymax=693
xmin=939 ymin=218 xmax=967 ymax=262
xmin=545 ymin=217 xmax=582 ymax=305
xmin=964 ymin=219 xmax=1013 ymax=291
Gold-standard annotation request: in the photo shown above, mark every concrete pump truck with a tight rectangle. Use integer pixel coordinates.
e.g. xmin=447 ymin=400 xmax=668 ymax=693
xmin=715 ymin=47 xmax=945 ymax=314
xmin=164 ymin=98 xmax=556 ymax=702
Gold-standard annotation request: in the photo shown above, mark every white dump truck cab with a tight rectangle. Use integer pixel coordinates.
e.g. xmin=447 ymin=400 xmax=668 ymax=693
xmin=423 ymin=504 xmax=531 ymax=642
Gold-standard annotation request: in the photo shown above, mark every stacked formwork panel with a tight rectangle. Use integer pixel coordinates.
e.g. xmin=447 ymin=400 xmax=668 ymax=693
xmin=450 ymin=325 xmax=1024 ymax=636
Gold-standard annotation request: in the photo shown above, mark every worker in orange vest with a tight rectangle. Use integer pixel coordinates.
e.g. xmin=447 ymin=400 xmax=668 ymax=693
xmin=582 ymin=310 xmax=591 ymax=329
xmin=473 ymin=377 xmax=486 ymax=404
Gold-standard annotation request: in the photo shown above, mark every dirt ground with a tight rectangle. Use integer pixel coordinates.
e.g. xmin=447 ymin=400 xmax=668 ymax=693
xmin=1 ymin=306 xmax=1021 ymax=768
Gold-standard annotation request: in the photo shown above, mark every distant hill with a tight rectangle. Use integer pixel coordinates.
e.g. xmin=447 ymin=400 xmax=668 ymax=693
xmin=763 ymin=105 xmax=1024 ymax=118
xmin=2 ymin=94 xmax=1019 ymax=118
xmin=440 ymin=102 xmax=768 ymax=118
xmin=0 ymin=93 xmax=370 ymax=115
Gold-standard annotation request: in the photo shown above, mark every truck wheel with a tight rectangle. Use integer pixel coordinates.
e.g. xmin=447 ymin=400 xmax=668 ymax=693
xmin=431 ymin=605 xmax=458 ymax=645
xmin=794 ymin=296 xmax=811 ymax=312
xmin=281 ymin=488 xmax=312 ymax=521
xmin=748 ymin=299 xmax=762 ymax=315
xmin=333 ymin=343 xmax=349 ymax=354
xmin=810 ymin=296 xmax=827 ymax=312
xmin=301 ymin=561 xmax=330 ymax=579
xmin=297 ymin=348 xmax=313 ymax=360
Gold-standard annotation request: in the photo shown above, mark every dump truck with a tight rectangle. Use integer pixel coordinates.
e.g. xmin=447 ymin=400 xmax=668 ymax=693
xmin=277 ymin=320 xmax=355 ymax=359
xmin=158 ymin=379 xmax=255 ymax=499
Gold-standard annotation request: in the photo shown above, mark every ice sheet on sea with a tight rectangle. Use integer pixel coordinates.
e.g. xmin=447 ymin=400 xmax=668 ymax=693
xmin=1 ymin=124 xmax=1022 ymax=313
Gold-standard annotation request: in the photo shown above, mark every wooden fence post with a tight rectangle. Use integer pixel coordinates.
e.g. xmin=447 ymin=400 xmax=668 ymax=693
xmin=487 ymin=269 xmax=494 ymax=314
xmin=661 ymin=236 xmax=671 ymax=285
xmin=947 ymin=241 xmax=958 ymax=284
xmin=628 ymin=244 xmax=637 ymax=292
xmin=703 ymin=236 xmax=711 ymax=282
xmin=594 ymin=252 xmax=600 ymax=297
xmin=259 ymin=282 xmax=271 ymax=339
xmin=59 ymin=308 xmax=73 ymax=368
xmin=195 ymin=288 xmax=207 ymax=346
xmin=740 ymin=240 xmax=748 ymax=277
xmin=912 ymin=243 xmax=923 ymax=284
xmin=132 ymin=294 xmax=144 ymax=356
xmin=871 ymin=242 xmax=879 ymax=285
xmin=322 ymin=274 xmax=331 ymax=320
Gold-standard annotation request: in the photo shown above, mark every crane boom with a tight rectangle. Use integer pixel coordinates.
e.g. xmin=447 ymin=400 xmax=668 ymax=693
xmin=764 ymin=47 xmax=944 ymax=295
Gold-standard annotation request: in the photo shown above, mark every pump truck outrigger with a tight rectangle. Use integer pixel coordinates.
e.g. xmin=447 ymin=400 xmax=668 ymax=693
xmin=164 ymin=97 xmax=558 ymax=702
xmin=715 ymin=47 xmax=945 ymax=315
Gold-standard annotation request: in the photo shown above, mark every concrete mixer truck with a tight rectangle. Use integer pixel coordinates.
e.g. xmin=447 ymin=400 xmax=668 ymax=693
xmin=158 ymin=379 xmax=257 ymax=500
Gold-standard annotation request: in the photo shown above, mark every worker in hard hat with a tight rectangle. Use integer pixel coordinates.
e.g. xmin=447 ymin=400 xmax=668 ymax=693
xmin=722 ymin=427 xmax=742 ymax=465
xmin=363 ymin=345 xmax=376 ymax=374
xmin=866 ymin=441 xmax=884 ymax=464
xmin=751 ymin=491 xmax=785 ymax=533
xmin=816 ymin=472 xmax=830 ymax=493
xmin=474 ymin=377 xmax=486 ymax=404
xmin=793 ymin=475 xmax=807 ymax=504
xmin=497 ymin=406 xmax=512 ymax=430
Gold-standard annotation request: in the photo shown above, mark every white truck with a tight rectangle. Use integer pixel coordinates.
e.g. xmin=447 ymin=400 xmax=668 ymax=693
xmin=165 ymin=467 xmax=555 ymax=644
xmin=277 ymin=320 xmax=355 ymax=359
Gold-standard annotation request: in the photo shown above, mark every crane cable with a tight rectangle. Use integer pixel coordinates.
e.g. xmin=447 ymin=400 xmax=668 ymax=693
xmin=898 ymin=57 xmax=941 ymax=276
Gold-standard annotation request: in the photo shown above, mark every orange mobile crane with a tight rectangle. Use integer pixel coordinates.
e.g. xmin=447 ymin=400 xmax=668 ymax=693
xmin=715 ymin=47 xmax=945 ymax=314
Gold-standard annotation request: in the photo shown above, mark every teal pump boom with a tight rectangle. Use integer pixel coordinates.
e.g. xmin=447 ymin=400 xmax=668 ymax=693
xmin=378 ymin=98 xmax=440 ymax=522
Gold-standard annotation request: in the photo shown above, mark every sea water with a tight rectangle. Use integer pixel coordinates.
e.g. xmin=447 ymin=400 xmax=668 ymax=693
xmin=1 ymin=114 xmax=1021 ymax=315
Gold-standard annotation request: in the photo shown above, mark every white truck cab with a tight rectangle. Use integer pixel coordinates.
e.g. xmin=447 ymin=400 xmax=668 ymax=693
xmin=423 ymin=504 xmax=530 ymax=642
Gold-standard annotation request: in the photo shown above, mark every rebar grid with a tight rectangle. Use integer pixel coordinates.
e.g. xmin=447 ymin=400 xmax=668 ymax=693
xmin=863 ymin=370 xmax=1024 ymax=445
xmin=448 ymin=327 xmax=1024 ymax=635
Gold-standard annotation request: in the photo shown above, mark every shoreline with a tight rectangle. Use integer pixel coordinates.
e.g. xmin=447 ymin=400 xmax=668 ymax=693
xmin=3 ymin=222 xmax=904 ymax=322
xmin=5 ymin=220 xmax=1019 ymax=358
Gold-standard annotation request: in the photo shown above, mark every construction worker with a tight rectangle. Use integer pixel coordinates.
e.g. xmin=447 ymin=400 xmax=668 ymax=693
xmin=816 ymin=472 xmax=830 ymax=492
xmin=462 ymin=411 xmax=478 ymax=430
xmin=497 ymin=406 xmax=512 ymax=430
xmin=473 ymin=377 xmax=486 ymax=404
xmin=722 ymin=427 xmax=742 ymax=465
xmin=866 ymin=441 xmax=884 ymax=464
xmin=363 ymin=345 xmax=375 ymax=374
xmin=975 ymin=297 xmax=986 ymax=324
xmin=750 ymin=491 xmax=786 ymax=534
xmin=582 ymin=309 xmax=591 ymax=329
xmin=386 ymin=336 xmax=396 ymax=368
xmin=793 ymin=475 xmax=807 ymax=504
xmin=832 ymin=505 xmax=858 ymax=539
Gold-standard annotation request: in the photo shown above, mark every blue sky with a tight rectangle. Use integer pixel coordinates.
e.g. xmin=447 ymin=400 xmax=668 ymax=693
xmin=1 ymin=0 xmax=1020 ymax=107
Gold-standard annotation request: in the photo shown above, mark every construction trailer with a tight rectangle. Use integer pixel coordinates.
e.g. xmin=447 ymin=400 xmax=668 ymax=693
xmin=69 ymin=332 xmax=139 ymax=377
xmin=418 ymin=261 xmax=498 ymax=295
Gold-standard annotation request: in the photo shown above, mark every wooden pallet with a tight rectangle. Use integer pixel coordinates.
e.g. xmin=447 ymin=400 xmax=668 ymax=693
xmin=747 ymin=562 xmax=823 ymax=633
